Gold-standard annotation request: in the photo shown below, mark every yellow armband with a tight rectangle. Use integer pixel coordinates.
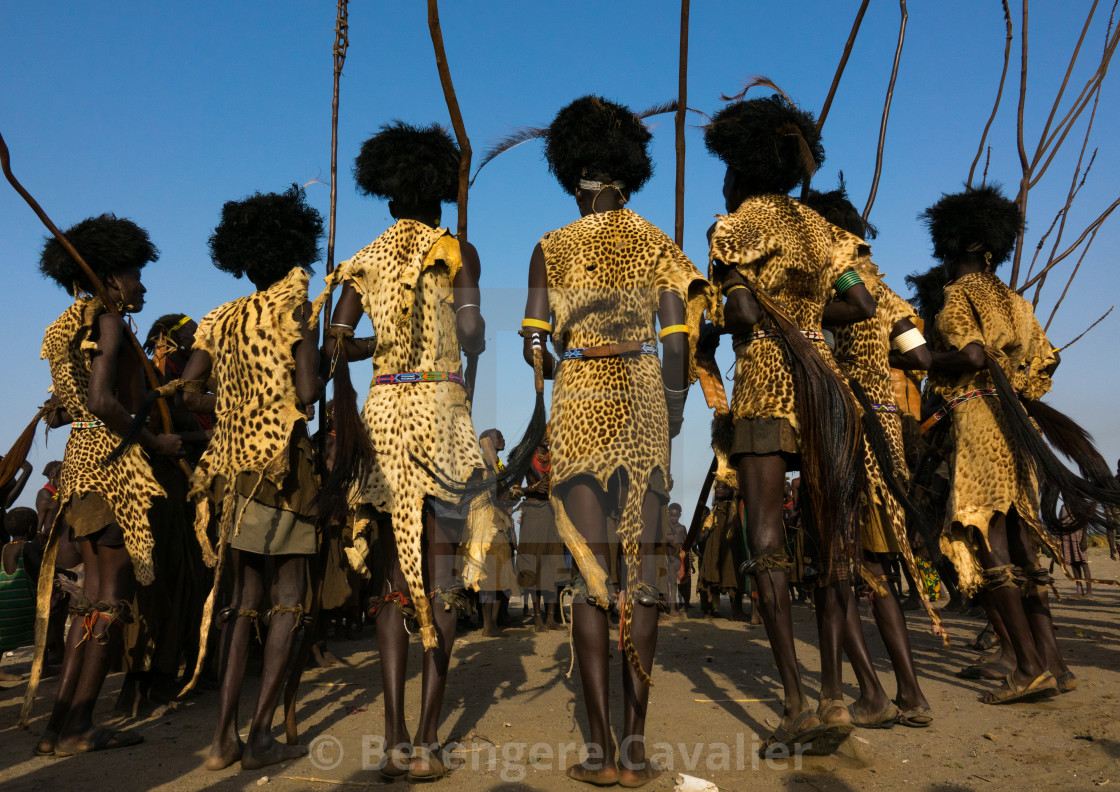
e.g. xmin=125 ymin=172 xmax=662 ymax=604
xmin=521 ymin=318 xmax=552 ymax=334
xmin=724 ymin=284 xmax=748 ymax=297
xmin=658 ymin=324 xmax=689 ymax=341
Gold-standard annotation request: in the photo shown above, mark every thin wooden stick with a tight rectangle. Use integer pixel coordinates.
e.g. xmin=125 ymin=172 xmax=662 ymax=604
xmin=0 ymin=130 xmax=188 ymax=478
xmin=285 ymin=0 xmax=349 ymax=747
xmin=1018 ymin=195 xmax=1120 ymax=293
xmin=428 ymin=0 xmax=471 ymax=243
xmin=1010 ymin=0 xmax=1030 ymax=289
xmin=967 ymin=0 xmax=1013 ymax=189
xmin=801 ymin=0 xmax=869 ymax=201
xmin=428 ymin=0 xmax=477 ymax=405
xmin=674 ymin=0 xmax=690 ymax=249
xmin=863 ymin=0 xmax=908 ymax=224
xmin=818 ymin=0 xmax=870 ymax=131
xmin=1059 ymin=304 xmax=1113 ymax=351
xmin=1044 ymin=227 xmax=1097 ymax=329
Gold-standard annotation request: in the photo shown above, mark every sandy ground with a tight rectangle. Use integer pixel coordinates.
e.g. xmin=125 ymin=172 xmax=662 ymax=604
xmin=1 ymin=548 xmax=1118 ymax=792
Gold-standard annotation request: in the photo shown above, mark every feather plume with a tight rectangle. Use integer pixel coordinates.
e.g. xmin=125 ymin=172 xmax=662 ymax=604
xmin=469 ymin=125 xmax=547 ymax=186
xmin=720 ymin=74 xmax=795 ymax=106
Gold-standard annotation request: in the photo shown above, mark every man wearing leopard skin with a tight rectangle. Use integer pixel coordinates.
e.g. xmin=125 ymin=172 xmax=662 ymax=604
xmin=177 ymin=185 xmax=326 ymax=771
xmin=705 ymin=94 xmax=877 ymax=756
xmin=323 ymin=122 xmax=491 ymax=783
xmin=521 ymin=95 xmax=709 ymax=788
xmin=30 ymin=214 xmax=181 ymax=755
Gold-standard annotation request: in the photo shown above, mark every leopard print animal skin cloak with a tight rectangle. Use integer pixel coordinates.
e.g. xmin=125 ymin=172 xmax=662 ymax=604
xmin=829 ymin=255 xmax=942 ymax=633
xmin=43 ymin=299 xmax=167 ymax=582
xmin=330 ymin=220 xmax=496 ymax=650
xmin=928 ymin=272 xmax=1061 ymax=594
xmin=540 ymin=208 xmax=709 ymax=684
xmin=23 ymin=299 xmax=166 ymax=724
xmin=181 ymin=266 xmax=326 ymax=692
xmin=708 ymin=195 xmax=868 ymax=432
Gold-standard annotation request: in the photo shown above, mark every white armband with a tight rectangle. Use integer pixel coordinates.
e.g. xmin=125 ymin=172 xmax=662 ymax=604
xmin=891 ymin=327 xmax=926 ymax=354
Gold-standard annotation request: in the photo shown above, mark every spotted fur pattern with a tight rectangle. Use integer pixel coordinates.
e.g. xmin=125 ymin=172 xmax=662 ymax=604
xmin=332 ymin=220 xmax=494 ymax=649
xmin=829 ymin=256 xmax=940 ymax=627
xmin=928 ymin=272 xmax=1061 ymax=593
xmin=541 ymin=209 xmax=708 ymax=685
xmin=180 ymin=267 xmax=324 ymax=692
xmin=709 ymin=195 xmax=866 ymax=431
xmin=41 ymin=300 xmax=165 ymax=585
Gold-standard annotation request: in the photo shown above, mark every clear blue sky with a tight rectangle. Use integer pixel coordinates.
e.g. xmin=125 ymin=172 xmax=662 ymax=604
xmin=3 ymin=1 xmax=1119 ymax=512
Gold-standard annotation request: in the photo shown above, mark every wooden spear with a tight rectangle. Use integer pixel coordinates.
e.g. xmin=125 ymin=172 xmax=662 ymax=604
xmin=801 ymin=0 xmax=870 ymax=200
xmin=674 ymin=0 xmax=690 ymax=249
xmin=863 ymin=0 xmax=908 ymax=225
xmin=0 ymin=130 xmax=189 ymax=480
xmin=284 ymin=0 xmax=349 ymax=746
xmin=427 ymin=0 xmax=477 ymax=402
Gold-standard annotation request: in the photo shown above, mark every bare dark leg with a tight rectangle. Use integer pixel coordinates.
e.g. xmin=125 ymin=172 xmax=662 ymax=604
xmin=206 ymin=549 xmax=263 ymax=770
xmin=57 ymin=541 xmax=135 ymax=752
xmin=814 ymin=581 xmax=851 ymax=706
xmin=412 ymin=510 xmax=462 ymax=754
xmin=241 ymin=554 xmax=308 ymax=770
xmin=841 ymin=582 xmax=892 ymax=722
xmin=563 ymin=478 xmax=620 ymax=786
xmin=1006 ymin=516 xmax=1069 ymax=680
xmin=375 ymin=524 xmax=410 ymax=760
xmin=736 ymin=454 xmax=811 ymax=729
xmin=43 ymin=539 xmax=98 ymax=746
xmin=863 ymin=555 xmax=928 ymax=711
xmin=974 ymin=515 xmax=1047 ymax=695
xmin=618 ymin=489 xmax=662 ymax=788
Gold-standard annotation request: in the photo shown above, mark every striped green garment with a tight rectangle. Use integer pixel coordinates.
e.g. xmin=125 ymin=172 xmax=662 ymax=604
xmin=0 ymin=545 xmax=36 ymax=652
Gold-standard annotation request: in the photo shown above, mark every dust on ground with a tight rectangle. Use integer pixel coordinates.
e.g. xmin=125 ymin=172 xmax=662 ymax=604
xmin=2 ymin=548 xmax=1117 ymax=792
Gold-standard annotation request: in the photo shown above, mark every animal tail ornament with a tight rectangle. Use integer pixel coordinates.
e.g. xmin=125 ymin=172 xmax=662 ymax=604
xmin=410 ymin=341 xmax=547 ymax=499
xmin=741 ymin=278 xmax=864 ymax=580
xmin=315 ymin=325 xmax=376 ymax=529
xmin=618 ymin=467 xmax=654 ymax=688
xmin=401 ymin=497 xmax=439 ymax=648
xmin=19 ymin=500 xmax=62 ymax=727
xmin=984 ymin=351 xmax=1120 ymax=532
xmin=847 ymin=379 xmax=947 ymax=642
xmin=180 ymin=486 xmax=248 ymax=695
xmin=0 ymin=403 xmax=48 ymax=492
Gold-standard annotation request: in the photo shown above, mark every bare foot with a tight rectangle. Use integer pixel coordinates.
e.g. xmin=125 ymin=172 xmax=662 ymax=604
xmin=619 ymin=761 xmax=661 ymax=788
xmin=728 ymin=610 xmax=749 ymax=622
xmin=850 ymin=692 xmax=895 ymax=727
xmin=567 ymin=760 xmax=620 ymax=786
xmin=533 ymin=616 xmax=547 ymax=633
xmin=240 ymin=736 xmax=307 ymax=771
xmin=205 ymin=733 xmax=244 ymax=771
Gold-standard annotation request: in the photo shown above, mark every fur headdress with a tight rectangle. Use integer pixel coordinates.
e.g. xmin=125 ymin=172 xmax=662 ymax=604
xmin=919 ymin=184 xmax=1020 ymax=267
xmin=704 ymin=94 xmax=824 ymax=196
xmin=543 ymin=95 xmax=653 ymax=196
xmin=208 ymin=184 xmax=323 ymax=288
xmin=803 ymin=177 xmax=877 ymax=239
xmin=40 ymin=214 xmax=159 ymax=296
xmin=353 ymin=121 xmax=460 ymax=206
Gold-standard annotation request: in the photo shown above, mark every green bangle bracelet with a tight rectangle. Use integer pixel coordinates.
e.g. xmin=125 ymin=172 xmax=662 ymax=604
xmin=834 ymin=269 xmax=864 ymax=293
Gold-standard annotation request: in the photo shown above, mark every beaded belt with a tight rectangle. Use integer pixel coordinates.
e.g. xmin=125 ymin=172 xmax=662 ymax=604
xmin=920 ymin=388 xmax=997 ymax=434
xmin=869 ymin=403 xmax=900 ymax=414
xmin=374 ymin=371 xmax=464 ymax=386
xmin=71 ymin=420 xmax=105 ymax=429
xmin=562 ymin=342 xmax=658 ymax=361
xmin=751 ymin=328 xmax=826 ymax=342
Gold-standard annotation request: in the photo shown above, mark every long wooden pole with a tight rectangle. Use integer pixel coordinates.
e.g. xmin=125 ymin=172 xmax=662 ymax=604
xmin=428 ymin=0 xmax=472 ymax=243
xmin=801 ymin=0 xmax=869 ymax=200
xmin=285 ymin=0 xmax=349 ymax=746
xmin=428 ymin=0 xmax=478 ymax=403
xmin=674 ymin=0 xmax=690 ymax=249
xmin=0 ymin=130 xmax=189 ymax=479
xmin=863 ymin=0 xmax=908 ymax=224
